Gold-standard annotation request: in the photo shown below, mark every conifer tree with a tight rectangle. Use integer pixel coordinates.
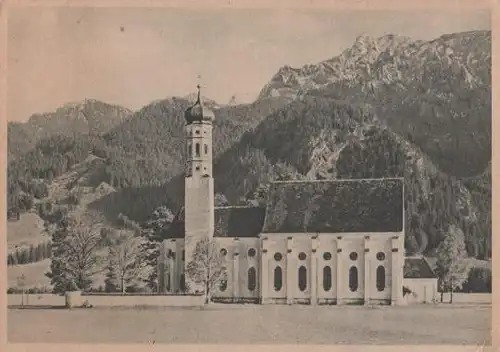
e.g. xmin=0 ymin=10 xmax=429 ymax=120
xmin=139 ymin=206 xmax=174 ymax=291
xmin=104 ymin=248 xmax=118 ymax=293
xmin=46 ymin=216 xmax=73 ymax=293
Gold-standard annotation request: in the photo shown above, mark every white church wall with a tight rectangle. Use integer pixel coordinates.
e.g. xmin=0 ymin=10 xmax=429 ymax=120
xmin=236 ymin=238 xmax=260 ymax=300
xmin=212 ymin=237 xmax=260 ymax=302
xmin=261 ymin=236 xmax=288 ymax=303
xmin=316 ymin=235 xmax=338 ymax=304
xmin=162 ymin=239 xmax=186 ymax=293
xmin=212 ymin=237 xmax=235 ymax=300
xmin=365 ymin=237 xmax=393 ymax=303
xmin=288 ymin=235 xmax=312 ymax=303
xmin=339 ymin=236 xmax=365 ymax=304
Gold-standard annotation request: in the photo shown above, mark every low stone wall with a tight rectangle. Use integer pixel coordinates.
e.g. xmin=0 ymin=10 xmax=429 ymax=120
xmin=440 ymin=293 xmax=492 ymax=305
xmin=8 ymin=294 xmax=64 ymax=307
xmin=8 ymin=293 xmax=205 ymax=307
xmin=81 ymin=293 xmax=205 ymax=307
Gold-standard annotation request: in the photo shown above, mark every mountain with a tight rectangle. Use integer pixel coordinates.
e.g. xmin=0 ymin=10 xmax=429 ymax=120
xmin=259 ymin=31 xmax=491 ymax=177
xmin=6 ymin=30 xmax=491 ymax=287
xmin=8 ymin=99 xmax=132 ymax=161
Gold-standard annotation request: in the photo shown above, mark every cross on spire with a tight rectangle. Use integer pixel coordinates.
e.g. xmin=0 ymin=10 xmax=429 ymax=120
xmin=196 ymin=84 xmax=201 ymax=103
xmin=196 ymin=74 xmax=203 ymax=104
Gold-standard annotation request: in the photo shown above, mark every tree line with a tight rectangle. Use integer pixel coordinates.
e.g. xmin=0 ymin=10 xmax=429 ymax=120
xmin=7 ymin=96 xmax=491 ymax=260
xmin=7 ymin=242 xmax=51 ymax=265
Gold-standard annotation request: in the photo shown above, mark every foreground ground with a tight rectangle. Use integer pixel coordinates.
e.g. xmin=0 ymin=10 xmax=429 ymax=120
xmin=8 ymin=304 xmax=491 ymax=344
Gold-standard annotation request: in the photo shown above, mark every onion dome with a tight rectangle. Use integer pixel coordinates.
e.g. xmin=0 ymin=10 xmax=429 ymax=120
xmin=184 ymin=85 xmax=215 ymax=125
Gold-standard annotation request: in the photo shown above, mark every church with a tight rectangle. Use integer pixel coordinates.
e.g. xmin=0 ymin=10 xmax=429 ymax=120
xmin=157 ymin=87 xmax=434 ymax=305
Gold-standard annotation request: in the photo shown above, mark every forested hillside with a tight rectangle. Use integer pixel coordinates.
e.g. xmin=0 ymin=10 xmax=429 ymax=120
xmin=7 ymin=30 xmax=491 ymax=271
xmin=7 ymin=96 xmax=290 ymax=219
xmin=8 ymin=99 xmax=132 ymax=161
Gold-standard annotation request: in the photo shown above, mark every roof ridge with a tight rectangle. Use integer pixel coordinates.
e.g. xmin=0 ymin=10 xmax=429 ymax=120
xmin=215 ymin=205 xmax=265 ymax=210
xmin=270 ymin=177 xmax=404 ymax=185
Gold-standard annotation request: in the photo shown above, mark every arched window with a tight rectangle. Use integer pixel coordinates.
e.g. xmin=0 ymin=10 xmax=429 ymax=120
xmin=298 ymin=266 xmax=307 ymax=292
xmin=195 ymin=143 xmax=200 ymax=157
xmin=323 ymin=266 xmax=332 ymax=291
xmin=180 ymin=274 xmax=186 ymax=291
xmin=248 ymin=267 xmax=257 ymax=291
xmin=376 ymin=265 xmax=386 ymax=292
xmin=204 ymin=144 xmax=208 ymax=155
xmin=166 ymin=272 xmax=171 ymax=292
xmin=349 ymin=266 xmax=358 ymax=292
xmin=187 ymin=142 xmax=192 ymax=156
xmin=274 ymin=266 xmax=282 ymax=291
xmin=220 ymin=266 xmax=227 ymax=291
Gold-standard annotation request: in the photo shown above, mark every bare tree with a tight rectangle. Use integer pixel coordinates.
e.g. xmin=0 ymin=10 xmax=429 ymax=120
xmin=108 ymin=231 xmax=143 ymax=293
xmin=185 ymin=237 xmax=227 ymax=304
xmin=63 ymin=215 xmax=104 ymax=291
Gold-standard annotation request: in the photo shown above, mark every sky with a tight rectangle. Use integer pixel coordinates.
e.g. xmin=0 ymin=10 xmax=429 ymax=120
xmin=7 ymin=6 xmax=490 ymax=122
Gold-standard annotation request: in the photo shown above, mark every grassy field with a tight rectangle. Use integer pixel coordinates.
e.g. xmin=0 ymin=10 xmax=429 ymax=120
xmin=8 ymin=304 xmax=491 ymax=344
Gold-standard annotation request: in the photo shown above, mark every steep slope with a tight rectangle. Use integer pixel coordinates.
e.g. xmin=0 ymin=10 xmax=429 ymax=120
xmin=211 ymin=96 xmax=489 ymax=257
xmin=8 ymin=99 xmax=132 ymax=161
xmin=9 ymin=95 xmax=290 ymax=222
xmin=259 ymin=31 xmax=491 ymax=177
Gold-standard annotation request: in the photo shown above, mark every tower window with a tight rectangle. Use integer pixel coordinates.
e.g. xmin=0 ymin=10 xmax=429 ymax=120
xmin=195 ymin=143 xmax=200 ymax=157
xmin=204 ymin=144 xmax=208 ymax=155
xmin=195 ymin=130 xmax=200 ymax=135
xmin=187 ymin=142 xmax=192 ymax=155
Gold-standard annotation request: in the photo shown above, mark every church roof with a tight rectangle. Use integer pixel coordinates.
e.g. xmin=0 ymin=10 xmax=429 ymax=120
xmin=262 ymin=178 xmax=404 ymax=234
xmin=404 ymin=257 xmax=437 ymax=279
xmin=162 ymin=206 xmax=266 ymax=239
xmin=214 ymin=206 xmax=266 ymax=238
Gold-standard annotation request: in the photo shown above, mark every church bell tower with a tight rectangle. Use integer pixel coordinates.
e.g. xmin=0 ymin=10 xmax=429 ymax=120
xmin=183 ymin=85 xmax=215 ymax=292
